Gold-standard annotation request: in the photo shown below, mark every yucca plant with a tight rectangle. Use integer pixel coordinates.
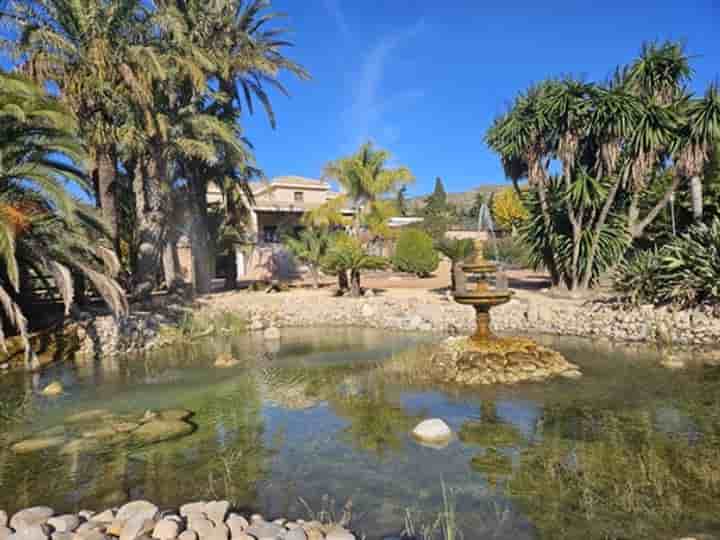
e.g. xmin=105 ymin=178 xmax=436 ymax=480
xmin=0 ymin=72 xmax=127 ymax=362
xmin=614 ymin=218 xmax=720 ymax=307
xmin=613 ymin=248 xmax=663 ymax=304
xmin=283 ymin=228 xmax=330 ymax=289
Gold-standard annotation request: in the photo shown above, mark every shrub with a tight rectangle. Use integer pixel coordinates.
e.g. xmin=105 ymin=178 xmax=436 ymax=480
xmin=614 ymin=218 xmax=720 ymax=307
xmin=392 ymin=229 xmax=439 ymax=277
xmin=491 ymin=236 xmax=530 ymax=268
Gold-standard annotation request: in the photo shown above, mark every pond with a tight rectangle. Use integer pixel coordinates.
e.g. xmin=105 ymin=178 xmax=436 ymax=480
xmin=1 ymin=328 xmax=720 ymax=540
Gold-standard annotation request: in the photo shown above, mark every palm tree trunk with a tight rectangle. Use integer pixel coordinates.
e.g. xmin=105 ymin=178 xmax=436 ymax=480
xmin=95 ymin=144 xmax=119 ymax=254
xmin=309 ymin=265 xmax=320 ymax=288
xmin=133 ymin=146 xmax=167 ymax=297
xmin=535 ymin=180 xmax=561 ymax=287
xmin=338 ymin=270 xmax=349 ymax=292
xmin=690 ymin=175 xmax=703 ymax=223
xmin=189 ymin=185 xmax=213 ymax=295
xmin=224 ymin=247 xmax=238 ymax=291
xmin=162 ymin=236 xmax=179 ymax=290
xmin=350 ymin=269 xmax=361 ymax=297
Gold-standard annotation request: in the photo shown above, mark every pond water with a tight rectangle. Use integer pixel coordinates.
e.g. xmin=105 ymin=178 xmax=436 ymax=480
xmin=1 ymin=328 xmax=720 ymax=540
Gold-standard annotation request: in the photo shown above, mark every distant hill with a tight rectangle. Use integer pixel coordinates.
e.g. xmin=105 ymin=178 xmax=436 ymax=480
xmin=407 ymin=184 xmax=507 ymax=213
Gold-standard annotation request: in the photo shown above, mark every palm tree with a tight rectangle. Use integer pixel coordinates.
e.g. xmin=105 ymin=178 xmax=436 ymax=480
xmin=436 ymin=238 xmax=475 ymax=292
xmin=322 ymin=141 xmax=414 ymax=234
xmin=283 ymin=229 xmax=329 ymax=288
xmin=146 ymin=0 xmax=308 ymax=294
xmin=4 ymin=0 xmax=149 ymax=254
xmin=0 ymin=73 xmax=126 ymax=361
xmin=321 ymin=234 xmax=386 ymax=297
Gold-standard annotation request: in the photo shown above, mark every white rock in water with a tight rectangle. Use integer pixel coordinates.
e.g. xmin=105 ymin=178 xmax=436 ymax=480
xmin=411 ymin=419 xmax=452 ymax=444
xmin=263 ymin=327 xmax=280 ymax=340
xmin=177 ymin=532 xmax=197 ymax=540
xmin=0 ymin=510 xmax=8 ymax=528
xmin=41 ymin=381 xmax=64 ymax=396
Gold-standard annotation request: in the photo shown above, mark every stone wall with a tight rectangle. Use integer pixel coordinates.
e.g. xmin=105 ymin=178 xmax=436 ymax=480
xmin=64 ymin=292 xmax=720 ymax=362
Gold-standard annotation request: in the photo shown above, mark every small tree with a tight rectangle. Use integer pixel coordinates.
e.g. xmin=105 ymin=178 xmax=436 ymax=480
xmin=392 ymin=229 xmax=440 ymax=278
xmin=283 ymin=229 xmax=329 ymax=288
xmin=492 ymin=187 xmax=527 ymax=233
xmin=321 ymin=234 xmax=386 ymax=296
xmin=437 ymin=237 xmax=476 ymax=291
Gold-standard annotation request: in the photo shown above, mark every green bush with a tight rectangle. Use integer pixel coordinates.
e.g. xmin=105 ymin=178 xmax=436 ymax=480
xmin=491 ymin=236 xmax=530 ymax=268
xmin=392 ymin=229 xmax=439 ymax=277
xmin=614 ymin=218 xmax=720 ymax=307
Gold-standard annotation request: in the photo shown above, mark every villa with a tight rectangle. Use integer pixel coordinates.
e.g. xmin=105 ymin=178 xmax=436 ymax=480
xmin=203 ymin=176 xmax=357 ymax=280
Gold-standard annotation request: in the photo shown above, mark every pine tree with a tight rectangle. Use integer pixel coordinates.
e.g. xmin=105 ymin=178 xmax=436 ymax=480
xmin=424 ymin=177 xmax=448 ymax=214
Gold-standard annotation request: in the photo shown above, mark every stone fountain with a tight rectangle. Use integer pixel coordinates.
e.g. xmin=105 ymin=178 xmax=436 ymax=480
xmin=453 ymin=240 xmax=513 ymax=343
xmin=429 ymin=240 xmax=582 ymax=385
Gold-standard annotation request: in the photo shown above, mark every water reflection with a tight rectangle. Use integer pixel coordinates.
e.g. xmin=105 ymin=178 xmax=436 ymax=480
xmin=0 ymin=330 xmax=720 ymax=539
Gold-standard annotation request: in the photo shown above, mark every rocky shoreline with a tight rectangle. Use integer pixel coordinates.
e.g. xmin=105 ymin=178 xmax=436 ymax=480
xmin=6 ymin=288 xmax=720 ymax=369
xmin=0 ymin=501 xmax=355 ymax=540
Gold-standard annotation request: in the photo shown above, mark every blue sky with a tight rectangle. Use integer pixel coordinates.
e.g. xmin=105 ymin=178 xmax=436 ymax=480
xmin=2 ymin=1 xmax=718 ymax=197
xmin=240 ymin=0 xmax=719 ymax=196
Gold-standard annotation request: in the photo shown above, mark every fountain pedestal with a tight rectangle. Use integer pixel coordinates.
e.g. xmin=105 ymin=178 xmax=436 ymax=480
xmin=428 ymin=239 xmax=582 ymax=385
xmin=452 ymin=241 xmax=512 ymax=344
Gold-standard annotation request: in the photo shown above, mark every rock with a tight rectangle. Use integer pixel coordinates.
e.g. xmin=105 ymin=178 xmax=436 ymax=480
xmin=203 ymin=503 xmax=228 ymax=526
xmin=47 ymin=516 xmax=80 ymax=533
xmin=187 ymin=519 xmax=214 ymax=540
xmin=77 ymin=512 xmax=94 ymax=521
xmin=560 ymin=369 xmax=583 ymax=379
xmin=304 ymin=530 xmax=324 ymax=540
xmin=0 ymin=511 xmax=7 ymax=528
xmin=9 ymin=525 xmax=50 ymax=540
xmin=152 ymin=520 xmax=180 ymax=540
xmin=50 ymin=533 xmax=73 ymax=540
xmin=76 ymin=523 xmax=105 ymax=534
xmin=119 ymin=517 xmax=155 ymax=540
xmin=225 ymin=516 xmax=248 ymax=539
xmin=0 ymin=527 xmax=12 ymax=540
xmin=178 ymin=504 xmax=206 ymax=519
xmin=214 ymin=354 xmax=240 ymax=368
xmin=263 ymin=327 xmax=280 ymax=341
xmin=81 ymin=427 xmax=118 ymax=440
xmin=116 ymin=501 xmax=159 ymax=523
xmin=361 ymin=304 xmax=375 ymax=318
xmin=158 ymin=410 xmax=193 ymax=422
xmin=283 ymin=530 xmax=307 ymax=540
xmin=64 ymin=409 xmax=110 ymax=424
xmin=324 ymin=528 xmax=355 ymax=540
xmin=111 ymin=422 xmax=140 ymax=434
xmin=10 ymin=508 xmax=54 ymax=530
xmin=132 ymin=420 xmax=194 ymax=444
xmin=244 ymin=522 xmax=285 ymax=540
xmin=41 ymin=381 xmax=64 ymax=396
xmin=11 ymin=437 xmax=65 ymax=454
xmin=73 ymin=530 xmax=108 ymax=540
xmin=411 ymin=419 xmax=452 ymax=444
xmin=661 ymin=354 xmax=686 ymax=370
xmin=177 ymin=533 xmax=197 ymax=540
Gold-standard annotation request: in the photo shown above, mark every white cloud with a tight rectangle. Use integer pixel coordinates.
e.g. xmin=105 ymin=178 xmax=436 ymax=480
xmin=342 ymin=19 xmax=425 ymax=152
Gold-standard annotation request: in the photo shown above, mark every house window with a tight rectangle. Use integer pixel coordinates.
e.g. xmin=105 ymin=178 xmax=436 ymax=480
xmin=263 ymin=226 xmax=277 ymax=243
xmin=294 ymin=191 xmax=304 ymax=202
